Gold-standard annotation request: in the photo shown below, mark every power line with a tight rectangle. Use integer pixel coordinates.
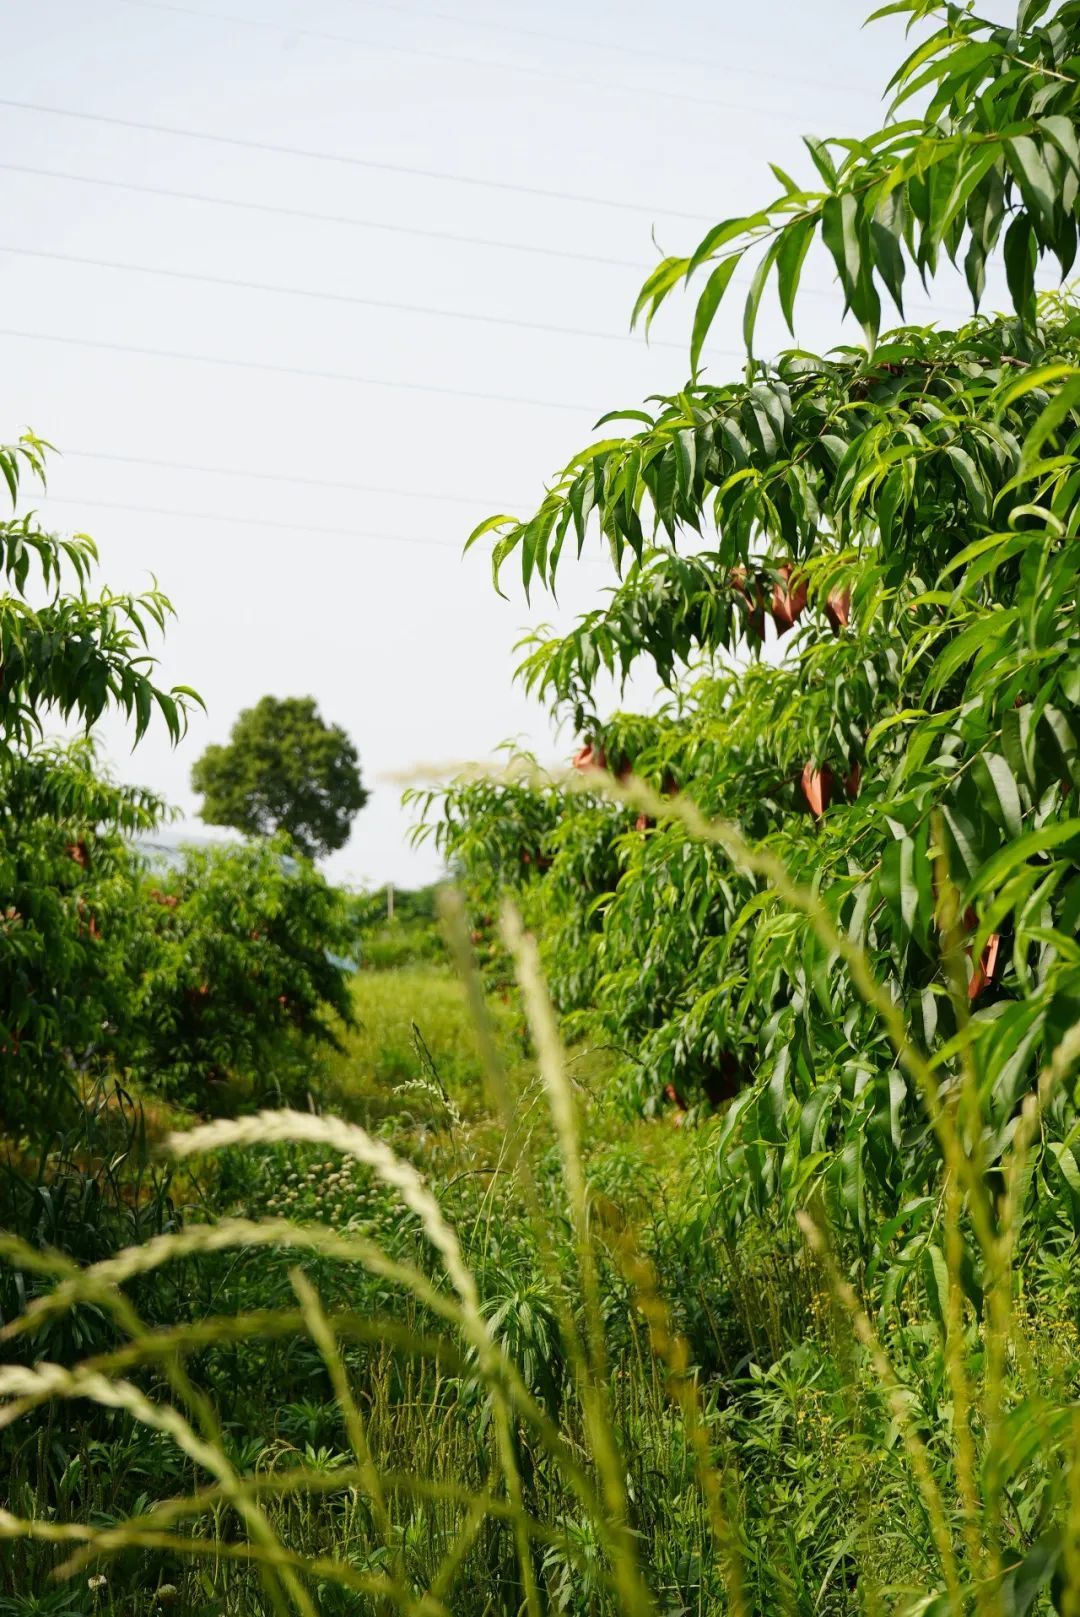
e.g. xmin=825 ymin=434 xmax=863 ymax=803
xmin=330 ymin=0 xmax=882 ymax=99
xmin=0 ymin=328 xmax=593 ymax=414
xmin=61 ymin=449 xmax=520 ymax=508
xmin=0 ymin=98 xmax=715 ymax=223
xmin=0 ymin=243 xmax=725 ymax=355
xmin=114 ymin=0 xmax=844 ymax=122
xmin=0 ymin=164 xmax=984 ymax=320
xmin=0 ymin=162 xmax=649 ymax=274
xmin=30 ymin=493 xmax=611 ymax=566
xmin=25 ymin=494 xmax=464 ymax=549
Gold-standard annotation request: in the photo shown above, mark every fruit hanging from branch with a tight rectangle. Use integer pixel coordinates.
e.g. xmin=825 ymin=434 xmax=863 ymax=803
xmin=770 ymin=565 xmax=808 ymax=635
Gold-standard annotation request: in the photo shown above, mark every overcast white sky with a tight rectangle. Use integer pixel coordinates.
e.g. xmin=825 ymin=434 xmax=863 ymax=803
xmin=3 ymin=0 xmax=1018 ymax=888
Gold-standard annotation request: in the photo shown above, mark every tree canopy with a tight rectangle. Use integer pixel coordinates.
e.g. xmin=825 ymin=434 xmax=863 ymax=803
xmin=0 ymin=433 xmax=198 ymax=1112
xmin=415 ymin=0 xmax=1080 ymax=1256
xmin=192 ymin=694 xmax=368 ymax=860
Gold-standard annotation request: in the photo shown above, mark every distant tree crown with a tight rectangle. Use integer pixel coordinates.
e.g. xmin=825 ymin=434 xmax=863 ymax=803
xmin=191 ymin=695 xmax=368 ymax=861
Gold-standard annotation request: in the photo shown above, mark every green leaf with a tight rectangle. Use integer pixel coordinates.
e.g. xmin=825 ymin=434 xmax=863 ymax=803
xmin=972 ymin=753 xmax=1024 ymax=840
xmin=921 ymin=1243 xmax=950 ymax=1334
xmin=968 ymin=818 xmax=1080 ymax=900
xmin=802 ymin=135 xmax=837 ymax=188
xmin=631 ymin=255 xmax=691 ymax=333
xmin=1040 ymin=114 xmax=1080 ymax=179
xmin=840 ymin=1137 xmax=866 ymax=1229
xmin=742 ymin=237 xmax=781 ymax=357
xmin=1047 ymin=1143 xmax=1080 ymax=1233
xmin=775 ymin=217 xmax=816 ymax=335
xmin=690 ymin=253 xmax=744 ymax=374
xmin=464 ymin=513 xmax=518 ymax=554
xmin=1003 ymin=213 xmax=1036 ymax=324
xmin=944 ymin=444 xmax=988 ymax=522
xmin=674 ymin=428 xmax=697 ymax=499
xmin=1004 ymin=134 xmax=1057 ymax=239
xmin=821 ymin=192 xmax=881 ymax=344
xmin=769 ymin=162 xmax=801 ymax=194
xmin=998 ymin=1527 xmax=1063 ymax=1617
xmin=821 ymin=193 xmax=861 ymax=311
xmin=1016 ymin=0 xmax=1053 ymax=27
xmin=881 ymin=835 xmax=917 ymax=941
xmin=870 ymin=208 xmax=906 ymax=318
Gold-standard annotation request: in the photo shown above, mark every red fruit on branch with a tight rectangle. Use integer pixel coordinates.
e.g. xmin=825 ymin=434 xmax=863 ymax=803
xmin=634 ymin=812 xmax=651 ymax=832
xmin=729 ymin=567 xmax=766 ymax=641
xmin=968 ymin=932 xmax=1001 ymax=1000
xmin=66 ymin=840 xmax=90 ymax=869
xmin=770 ymin=564 xmax=809 ymax=635
xmin=572 ymin=742 xmax=607 ymax=773
xmin=825 ymin=585 xmax=851 ymax=633
xmin=843 ymin=761 xmax=862 ymax=800
xmin=663 ymin=1081 xmax=688 ymax=1111
xmin=801 ymin=762 xmax=834 ymax=818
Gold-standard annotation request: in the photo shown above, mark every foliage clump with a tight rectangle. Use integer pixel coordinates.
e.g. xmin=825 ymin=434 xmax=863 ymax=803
xmin=192 ymin=695 xmax=368 ymax=861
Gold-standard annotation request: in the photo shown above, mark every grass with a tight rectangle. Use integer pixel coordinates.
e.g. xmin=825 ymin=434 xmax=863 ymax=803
xmin=2 ymin=896 xmax=1079 ymax=1615
xmin=326 ymin=961 xmax=522 ymax=1124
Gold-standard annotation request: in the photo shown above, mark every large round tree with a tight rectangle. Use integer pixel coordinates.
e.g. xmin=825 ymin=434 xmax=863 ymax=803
xmin=192 ymin=695 xmax=368 ymax=860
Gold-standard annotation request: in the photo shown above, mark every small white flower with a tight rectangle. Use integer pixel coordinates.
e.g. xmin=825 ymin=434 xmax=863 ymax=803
xmin=88 ymin=1574 xmax=108 ymax=1592
xmin=155 ymin=1585 xmax=180 ymax=1605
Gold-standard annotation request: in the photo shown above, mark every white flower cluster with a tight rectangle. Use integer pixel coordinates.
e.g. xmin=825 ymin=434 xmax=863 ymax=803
xmin=265 ymin=1159 xmax=363 ymax=1224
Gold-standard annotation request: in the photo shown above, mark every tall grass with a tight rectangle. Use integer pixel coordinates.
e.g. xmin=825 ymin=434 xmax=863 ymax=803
xmin=1 ymin=780 xmax=1079 ymax=1613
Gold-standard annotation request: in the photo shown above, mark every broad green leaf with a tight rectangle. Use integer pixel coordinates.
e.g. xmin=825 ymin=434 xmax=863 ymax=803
xmin=968 ymin=818 xmax=1080 ymax=899
xmin=775 ymin=216 xmax=816 ymax=335
xmin=464 ymin=513 xmax=518 ymax=554
xmin=802 ymin=134 xmax=837 ymax=188
xmin=973 ymin=753 xmax=1024 ymax=840
xmin=1004 ymin=213 xmax=1036 ymax=323
xmin=690 ymin=253 xmax=744 ymax=374
xmin=921 ymin=1243 xmax=950 ymax=1333
xmin=1004 ymin=134 xmax=1057 ymax=238
xmin=742 ymin=237 xmax=781 ymax=357
xmin=631 ymin=255 xmax=691 ymax=332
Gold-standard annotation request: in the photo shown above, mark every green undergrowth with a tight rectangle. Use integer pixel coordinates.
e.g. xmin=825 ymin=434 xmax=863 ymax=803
xmin=3 ymin=924 xmax=1079 ymax=1616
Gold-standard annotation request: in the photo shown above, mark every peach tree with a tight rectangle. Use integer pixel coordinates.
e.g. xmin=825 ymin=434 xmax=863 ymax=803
xmin=418 ymin=1 xmax=1080 ymax=1271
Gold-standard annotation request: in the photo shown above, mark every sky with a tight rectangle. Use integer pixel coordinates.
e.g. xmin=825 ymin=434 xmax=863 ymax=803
xmin=2 ymin=0 xmax=1020 ymax=889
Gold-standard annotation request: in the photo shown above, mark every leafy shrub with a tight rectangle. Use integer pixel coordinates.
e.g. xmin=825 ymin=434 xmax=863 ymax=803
xmin=0 ymin=743 xmax=165 ymax=1127
xmin=417 ymin=0 xmax=1080 ymax=1264
xmin=1 ymin=892 xmax=1079 ymax=1614
xmin=125 ymin=836 xmax=361 ymax=1111
xmin=0 ymin=431 xmax=195 ymax=1127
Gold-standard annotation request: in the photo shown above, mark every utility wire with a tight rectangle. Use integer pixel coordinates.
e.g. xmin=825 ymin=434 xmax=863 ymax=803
xmin=331 ymin=0 xmax=882 ymax=98
xmin=25 ymin=495 xmax=465 ymax=549
xmin=0 ymin=244 xmax=732 ymax=355
xmin=0 ymin=162 xmax=650 ymax=273
xmin=0 ymin=164 xmax=985 ymax=320
xmin=60 ymin=449 xmax=520 ymax=508
xmin=31 ymin=493 xmax=611 ymax=565
xmin=0 ymin=99 xmax=715 ymax=223
xmin=0 ymin=328 xmax=593 ymax=414
xmin=115 ymin=0 xmax=846 ymax=122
